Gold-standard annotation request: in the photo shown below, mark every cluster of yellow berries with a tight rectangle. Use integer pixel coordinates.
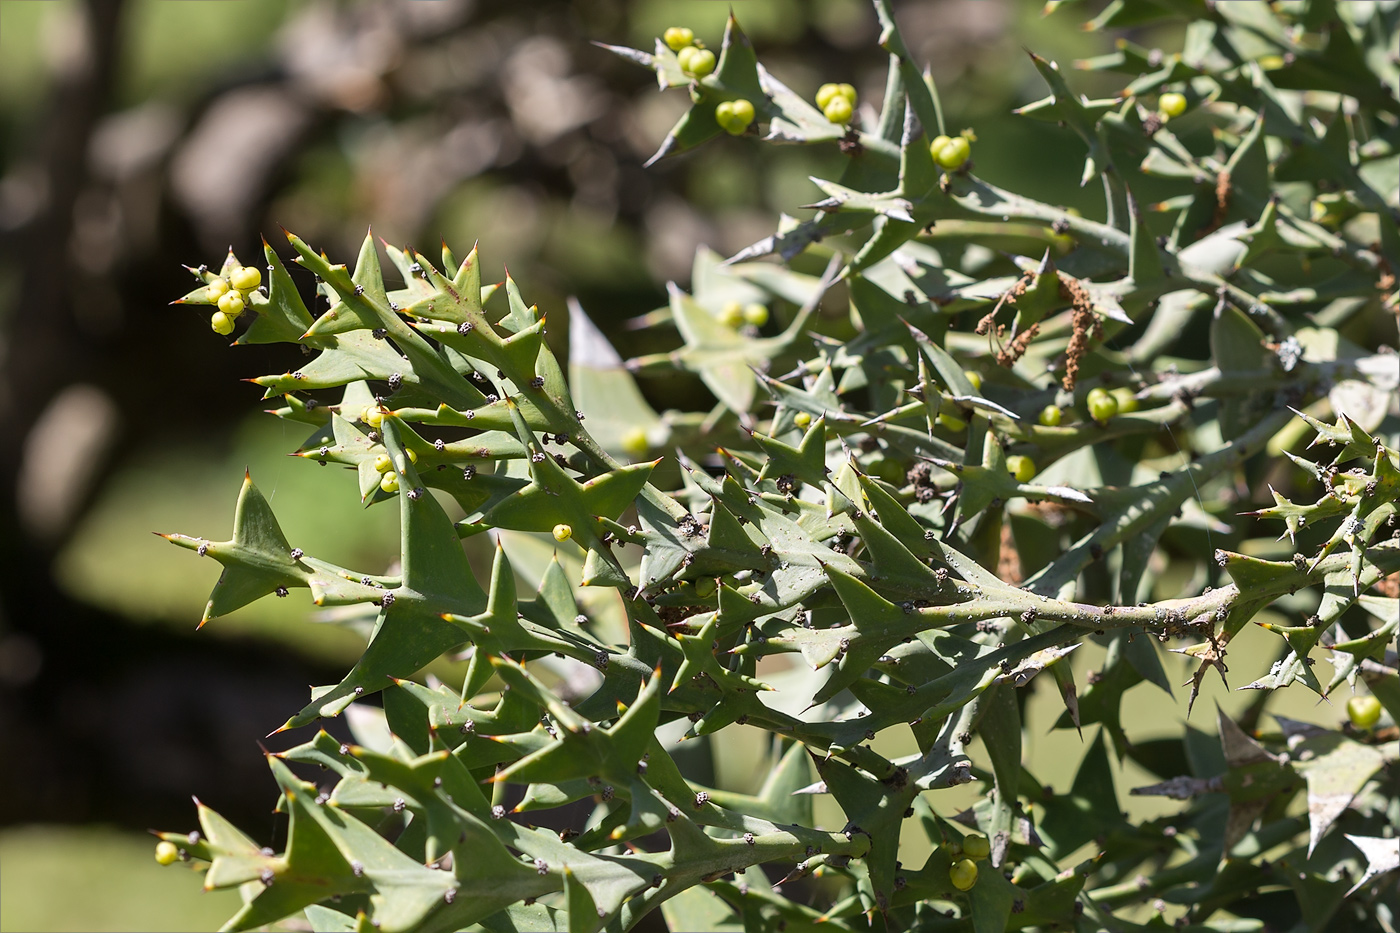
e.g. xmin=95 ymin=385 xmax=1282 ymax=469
xmin=1086 ymin=386 xmax=1141 ymax=425
xmin=663 ymin=27 xmax=755 ymax=135
xmin=719 ymin=300 xmax=769 ymax=328
xmin=716 ymin=99 xmax=755 ymax=135
xmin=664 ymin=27 xmax=715 ymax=78
xmin=205 ymin=265 xmax=262 ymax=335
xmin=946 ymin=832 xmax=991 ymax=891
xmin=373 ymin=447 xmax=416 ymax=493
xmin=930 ymin=132 xmax=972 ymax=170
xmin=815 ymin=83 xmax=857 ymax=125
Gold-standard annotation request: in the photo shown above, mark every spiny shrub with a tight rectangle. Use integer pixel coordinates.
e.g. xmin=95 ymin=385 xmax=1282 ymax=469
xmin=153 ymin=1 xmax=1399 ymax=930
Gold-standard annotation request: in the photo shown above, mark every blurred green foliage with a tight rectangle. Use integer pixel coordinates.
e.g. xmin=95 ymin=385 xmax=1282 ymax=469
xmin=0 ymin=825 xmax=241 ymax=932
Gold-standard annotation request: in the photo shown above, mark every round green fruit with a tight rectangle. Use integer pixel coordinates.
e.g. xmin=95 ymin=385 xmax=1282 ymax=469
xmin=1038 ymin=404 xmax=1063 ymax=427
xmin=1348 ymin=695 xmax=1382 ymax=729
xmin=716 ymin=98 xmax=755 ymax=135
xmin=621 ymin=426 xmax=649 ymax=457
xmin=210 ymin=311 xmax=235 ymax=336
xmin=678 ymin=46 xmax=715 ymax=77
xmin=742 ymin=303 xmax=769 ymax=326
xmin=379 ymin=472 xmax=399 ymax=493
xmin=1111 ymin=386 xmax=1140 ymax=413
xmin=823 ymin=96 xmax=854 ymax=125
xmin=663 ymin=27 xmax=694 ymax=51
xmin=720 ymin=301 xmax=745 ymax=328
xmin=934 ymin=135 xmax=971 ymax=170
xmin=793 ymin=411 xmax=812 ymax=428
xmin=873 ymin=458 xmax=905 ymax=485
xmin=949 ymin=858 xmax=978 ymax=891
xmin=205 ymin=278 xmax=230 ymax=301
xmin=217 ymin=290 xmax=245 ymax=316
xmin=553 ymin=523 xmax=573 ymax=542
xmin=962 ymin=370 xmax=982 ymax=393
xmin=1086 ymin=387 xmax=1118 ymax=424
xmin=374 ymin=453 xmax=393 ymax=473
xmin=1158 ymin=92 xmax=1188 ymax=118
xmin=816 ymin=83 xmax=856 ymax=109
xmin=962 ymin=834 xmax=990 ymax=860
xmin=154 ymin=841 xmax=180 ymax=866
xmin=229 ymin=265 xmax=261 ymax=291
xmin=938 ymin=412 xmax=967 ymax=433
xmin=1006 ymin=455 xmax=1037 ymax=484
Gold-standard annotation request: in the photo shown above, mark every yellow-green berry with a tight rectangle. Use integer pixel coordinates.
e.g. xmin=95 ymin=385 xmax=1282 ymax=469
xmin=1311 ymin=198 xmax=1339 ymax=227
xmin=694 ymin=577 xmax=716 ymax=599
xmin=793 ymin=411 xmax=812 ymax=428
xmin=872 ymin=457 xmax=903 ymax=485
xmin=934 ymin=135 xmax=971 ymax=170
xmin=938 ymin=412 xmax=967 ymax=432
xmin=816 ymin=83 xmax=856 ymax=109
xmin=720 ymin=301 xmax=745 ymax=328
xmin=962 ymin=833 xmax=990 ymax=860
xmin=930 ymin=135 xmax=952 ymax=161
xmin=1006 ymin=455 xmax=1036 ymax=484
xmin=379 ymin=472 xmax=399 ymax=493
xmin=154 ymin=841 xmax=180 ymax=866
xmin=205 ymin=278 xmax=230 ymax=301
xmin=229 ymin=265 xmax=261 ymax=291
xmin=949 ymin=858 xmax=978 ymax=891
xmin=743 ymin=303 xmax=769 ymax=326
xmin=1086 ymin=387 xmax=1118 ymax=424
xmin=663 ymin=26 xmax=694 ymax=51
xmin=621 ymin=426 xmax=649 ymax=457
xmin=962 ymin=370 xmax=982 ymax=393
xmin=374 ymin=453 xmax=393 ymax=473
xmin=1158 ymin=92 xmax=1188 ymax=119
xmin=210 ymin=311 xmax=235 ymax=336
xmin=823 ymin=96 xmax=854 ymax=125
xmin=1039 ymin=404 xmax=1063 ymax=427
xmin=363 ymin=406 xmax=385 ymax=427
xmin=1348 ymin=695 xmax=1382 ymax=729
xmin=1111 ymin=386 xmax=1140 ymax=413
xmin=678 ymin=46 xmax=715 ymax=77
xmin=716 ymin=99 xmax=755 ymax=135
xmin=553 ymin=523 xmax=573 ymax=542
xmin=217 ymin=290 xmax=245 ymax=316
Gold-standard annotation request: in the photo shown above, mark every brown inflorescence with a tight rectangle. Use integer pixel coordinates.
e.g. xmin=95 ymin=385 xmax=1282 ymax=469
xmin=1059 ymin=273 xmax=1101 ymax=391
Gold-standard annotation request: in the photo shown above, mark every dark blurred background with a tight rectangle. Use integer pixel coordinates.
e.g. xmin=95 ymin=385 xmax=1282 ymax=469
xmin=0 ymin=1 xmax=1141 ymax=927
